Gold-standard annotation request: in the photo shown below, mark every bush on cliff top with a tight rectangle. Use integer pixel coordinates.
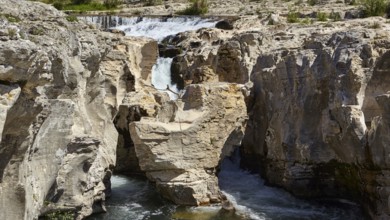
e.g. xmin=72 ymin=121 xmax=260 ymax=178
xmin=178 ymin=0 xmax=209 ymax=15
xmin=361 ymin=0 xmax=388 ymax=17
xmin=143 ymin=0 xmax=163 ymax=6
xmin=34 ymin=0 xmax=120 ymax=11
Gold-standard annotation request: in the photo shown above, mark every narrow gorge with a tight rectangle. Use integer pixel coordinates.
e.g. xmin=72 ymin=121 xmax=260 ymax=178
xmin=1 ymin=0 xmax=390 ymax=220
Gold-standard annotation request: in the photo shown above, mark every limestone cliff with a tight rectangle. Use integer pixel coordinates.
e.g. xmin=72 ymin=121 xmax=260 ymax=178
xmin=0 ymin=0 xmax=157 ymax=219
xmin=3 ymin=0 xmax=390 ymax=219
xmin=168 ymin=18 xmax=390 ymax=219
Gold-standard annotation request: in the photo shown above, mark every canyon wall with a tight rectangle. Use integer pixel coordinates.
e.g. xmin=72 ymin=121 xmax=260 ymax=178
xmin=2 ymin=0 xmax=390 ymax=219
xmin=0 ymin=0 xmax=157 ymax=219
xmin=169 ymin=18 xmax=390 ymax=219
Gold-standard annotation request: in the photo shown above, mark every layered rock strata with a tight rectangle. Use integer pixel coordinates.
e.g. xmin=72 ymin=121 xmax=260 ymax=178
xmin=0 ymin=0 xmax=157 ymax=219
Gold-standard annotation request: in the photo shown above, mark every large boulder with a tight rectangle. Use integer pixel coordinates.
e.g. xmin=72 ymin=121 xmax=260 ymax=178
xmin=130 ymin=83 xmax=247 ymax=205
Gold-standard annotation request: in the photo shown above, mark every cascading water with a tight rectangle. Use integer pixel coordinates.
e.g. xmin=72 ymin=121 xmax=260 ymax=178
xmin=82 ymin=16 xmax=216 ymax=99
xmin=151 ymin=57 xmax=178 ymax=99
xmin=83 ymin=16 xmax=364 ymax=220
xmin=82 ymin=16 xmax=216 ymax=40
xmin=88 ymin=151 xmax=363 ymax=220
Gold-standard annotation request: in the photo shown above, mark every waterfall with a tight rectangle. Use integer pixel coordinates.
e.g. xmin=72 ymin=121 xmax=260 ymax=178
xmin=116 ymin=17 xmax=215 ymax=100
xmin=81 ymin=16 xmax=216 ymax=100
xmin=82 ymin=16 xmax=216 ymax=40
xmin=151 ymin=57 xmax=178 ymax=99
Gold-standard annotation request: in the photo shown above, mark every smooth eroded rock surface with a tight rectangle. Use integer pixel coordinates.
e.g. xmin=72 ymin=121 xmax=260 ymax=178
xmin=130 ymin=83 xmax=247 ymax=205
xmin=0 ymin=0 xmax=157 ymax=219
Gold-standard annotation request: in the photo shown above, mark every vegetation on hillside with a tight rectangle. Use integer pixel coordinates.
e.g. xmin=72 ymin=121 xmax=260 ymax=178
xmin=178 ymin=0 xmax=209 ymax=15
xmin=143 ymin=0 xmax=163 ymax=6
xmin=32 ymin=0 xmax=121 ymax=12
xmin=360 ymin=0 xmax=389 ymax=17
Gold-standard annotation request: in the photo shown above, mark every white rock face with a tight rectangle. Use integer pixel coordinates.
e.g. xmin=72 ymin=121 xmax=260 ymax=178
xmin=0 ymin=0 xmax=157 ymax=219
xmin=130 ymin=83 xmax=247 ymax=205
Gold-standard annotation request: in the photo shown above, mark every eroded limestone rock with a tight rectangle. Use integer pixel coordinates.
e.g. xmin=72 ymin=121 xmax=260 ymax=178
xmin=130 ymin=83 xmax=247 ymax=205
xmin=0 ymin=0 xmax=157 ymax=219
xmin=167 ymin=17 xmax=390 ymax=219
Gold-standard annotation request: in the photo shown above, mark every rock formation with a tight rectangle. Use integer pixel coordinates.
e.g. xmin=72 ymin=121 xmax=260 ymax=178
xmin=130 ymin=83 xmax=247 ymax=205
xmin=0 ymin=0 xmax=157 ymax=219
xmin=167 ymin=17 xmax=390 ymax=219
xmin=2 ymin=0 xmax=390 ymax=219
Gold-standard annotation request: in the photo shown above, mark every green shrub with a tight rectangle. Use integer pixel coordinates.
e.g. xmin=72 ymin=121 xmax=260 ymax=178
xmin=308 ymin=0 xmax=318 ymax=5
xmin=2 ymin=14 xmax=21 ymax=23
xmin=104 ymin=0 xmax=121 ymax=9
xmin=361 ymin=0 xmax=388 ymax=17
xmin=287 ymin=11 xmax=299 ymax=23
xmin=7 ymin=28 xmax=17 ymax=38
xmin=44 ymin=210 xmax=74 ymax=220
xmin=66 ymin=15 xmax=78 ymax=22
xmin=329 ymin=11 xmax=342 ymax=21
xmin=144 ymin=0 xmax=162 ymax=6
xmin=178 ymin=0 xmax=208 ymax=15
xmin=300 ymin=18 xmax=312 ymax=24
xmin=72 ymin=0 xmax=91 ymax=4
xmin=317 ymin=12 xmax=328 ymax=21
xmin=53 ymin=2 xmax=64 ymax=10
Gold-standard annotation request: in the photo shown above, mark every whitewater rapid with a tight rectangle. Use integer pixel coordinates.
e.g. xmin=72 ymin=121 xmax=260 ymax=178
xmin=88 ymin=152 xmax=363 ymax=220
xmin=218 ymin=150 xmax=363 ymax=220
xmin=83 ymin=16 xmax=216 ymax=40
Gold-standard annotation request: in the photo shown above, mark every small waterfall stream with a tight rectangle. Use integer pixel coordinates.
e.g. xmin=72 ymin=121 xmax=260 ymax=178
xmin=81 ymin=16 xmax=216 ymax=100
xmin=83 ymin=16 xmax=364 ymax=220
xmin=151 ymin=57 xmax=178 ymax=99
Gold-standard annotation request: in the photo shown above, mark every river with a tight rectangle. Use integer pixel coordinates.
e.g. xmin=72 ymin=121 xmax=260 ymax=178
xmin=87 ymin=151 xmax=362 ymax=220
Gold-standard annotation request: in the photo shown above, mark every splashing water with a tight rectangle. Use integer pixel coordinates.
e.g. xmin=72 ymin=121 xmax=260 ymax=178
xmin=151 ymin=57 xmax=178 ymax=99
xmin=82 ymin=16 xmax=217 ymax=40
xmin=218 ymin=150 xmax=364 ymax=220
xmin=86 ymin=175 xmax=173 ymax=220
xmin=89 ymin=165 xmax=363 ymax=220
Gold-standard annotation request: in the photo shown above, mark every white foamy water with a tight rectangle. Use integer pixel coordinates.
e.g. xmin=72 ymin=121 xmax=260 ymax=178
xmin=87 ymin=175 xmax=174 ymax=220
xmin=81 ymin=16 xmax=216 ymax=100
xmin=83 ymin=16 xmax=216 ymax=40
xmin=218 ymin=150 xmax=364 ymax=220
xmin=151 ymin=57 xmax=178 ymax=99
